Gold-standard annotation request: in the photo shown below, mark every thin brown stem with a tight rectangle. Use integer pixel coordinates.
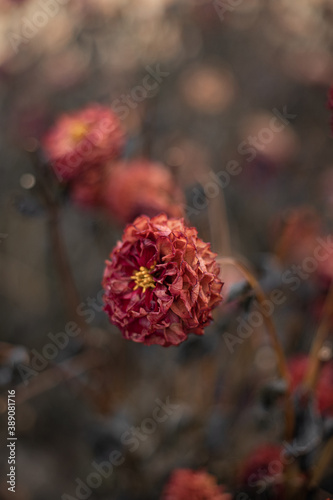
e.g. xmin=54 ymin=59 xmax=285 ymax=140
xmin=218 ymin=256 xmax=294 ymax=441
xmin=208 ymin=191 xmax=232 ymax=256
xmin=47 ymin=204 xmax=86 ymax=330
xmin=309 ymin=437 xmax=333 ymax=489
xmin=0 ymin=349 xmax=108 ymax=413
xmin=304 ymin=281 xmax=333 ymax=491
xmin=304 ymin=280 xmax=333 ymax=392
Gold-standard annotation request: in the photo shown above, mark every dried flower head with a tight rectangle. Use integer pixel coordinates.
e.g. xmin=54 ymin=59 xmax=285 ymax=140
xmin=102 ymin=214 xmax=223 ymax=346
xmin=42 ymin=104 xmax=125 ymax=182
xmin=161 ymin=469 xmax=231 ymax=500
xmin=103 ymin=160 xmax=185 ymax=223
xmin=69 ymin=163 xmax=107 ymax=208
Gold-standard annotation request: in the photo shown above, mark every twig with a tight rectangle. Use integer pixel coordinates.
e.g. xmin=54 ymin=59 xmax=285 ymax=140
xmin=218 ymin=256 xmax=294 ymax=441
xmin=47 ymin=204 xmax=87 ymax=330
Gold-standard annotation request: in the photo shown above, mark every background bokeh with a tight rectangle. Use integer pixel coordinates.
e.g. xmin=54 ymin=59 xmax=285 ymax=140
xmin=1 ymin=1 xmax=333 ymax=499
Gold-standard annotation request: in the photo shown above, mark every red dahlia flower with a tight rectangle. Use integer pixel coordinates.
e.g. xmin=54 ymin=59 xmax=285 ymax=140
xmin=161 ymin=469 xmax=231 ymax=500
xmin=103 ymin=159 xmax=185 ymax=223
xmin=102 ymin=214 xmax=223 ymax=346
xmin=42 ymin=104 xmax=124 ymax=182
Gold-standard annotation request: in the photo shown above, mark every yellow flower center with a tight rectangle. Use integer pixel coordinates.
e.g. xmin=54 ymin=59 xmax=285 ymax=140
xmin=131 ymin=265 xmax=155 ymax=293
xmin=71 ymin=122 xmax=89 ymax=143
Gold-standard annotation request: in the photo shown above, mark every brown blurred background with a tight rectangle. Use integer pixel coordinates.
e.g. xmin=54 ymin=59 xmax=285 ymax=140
xmin=1 ymin=1 xmax=333 ymax=499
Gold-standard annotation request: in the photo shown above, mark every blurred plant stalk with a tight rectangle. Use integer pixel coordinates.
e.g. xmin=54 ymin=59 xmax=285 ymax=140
xmin=218 ymin=256 xmax=294 ymax=440
xmin=29 ymin=146 xmax=88 ymax=332
xmin=304 ymin=274 xmax=333 ymax=491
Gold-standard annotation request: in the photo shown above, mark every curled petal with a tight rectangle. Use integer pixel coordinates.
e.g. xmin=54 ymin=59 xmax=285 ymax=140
xmin=102 ymin=214 xmax=223 ymax=346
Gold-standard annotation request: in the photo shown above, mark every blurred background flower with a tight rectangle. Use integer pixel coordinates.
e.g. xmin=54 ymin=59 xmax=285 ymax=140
xmin=161 ymin=468 xmax=231 ymax=500
xmin=41 ymin=104 xmax=125 ymax=181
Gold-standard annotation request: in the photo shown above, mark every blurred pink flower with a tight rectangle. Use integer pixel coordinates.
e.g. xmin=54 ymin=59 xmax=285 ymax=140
xmin=42 ymin=104 xmax=125 ymax=182
xmin=102 ymin=214 xmax=223 ymax=346
xmin=103 ymin=159 xmax=185 ymax=223
xmin=161 ymin=469 xmax=231 ymax=500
